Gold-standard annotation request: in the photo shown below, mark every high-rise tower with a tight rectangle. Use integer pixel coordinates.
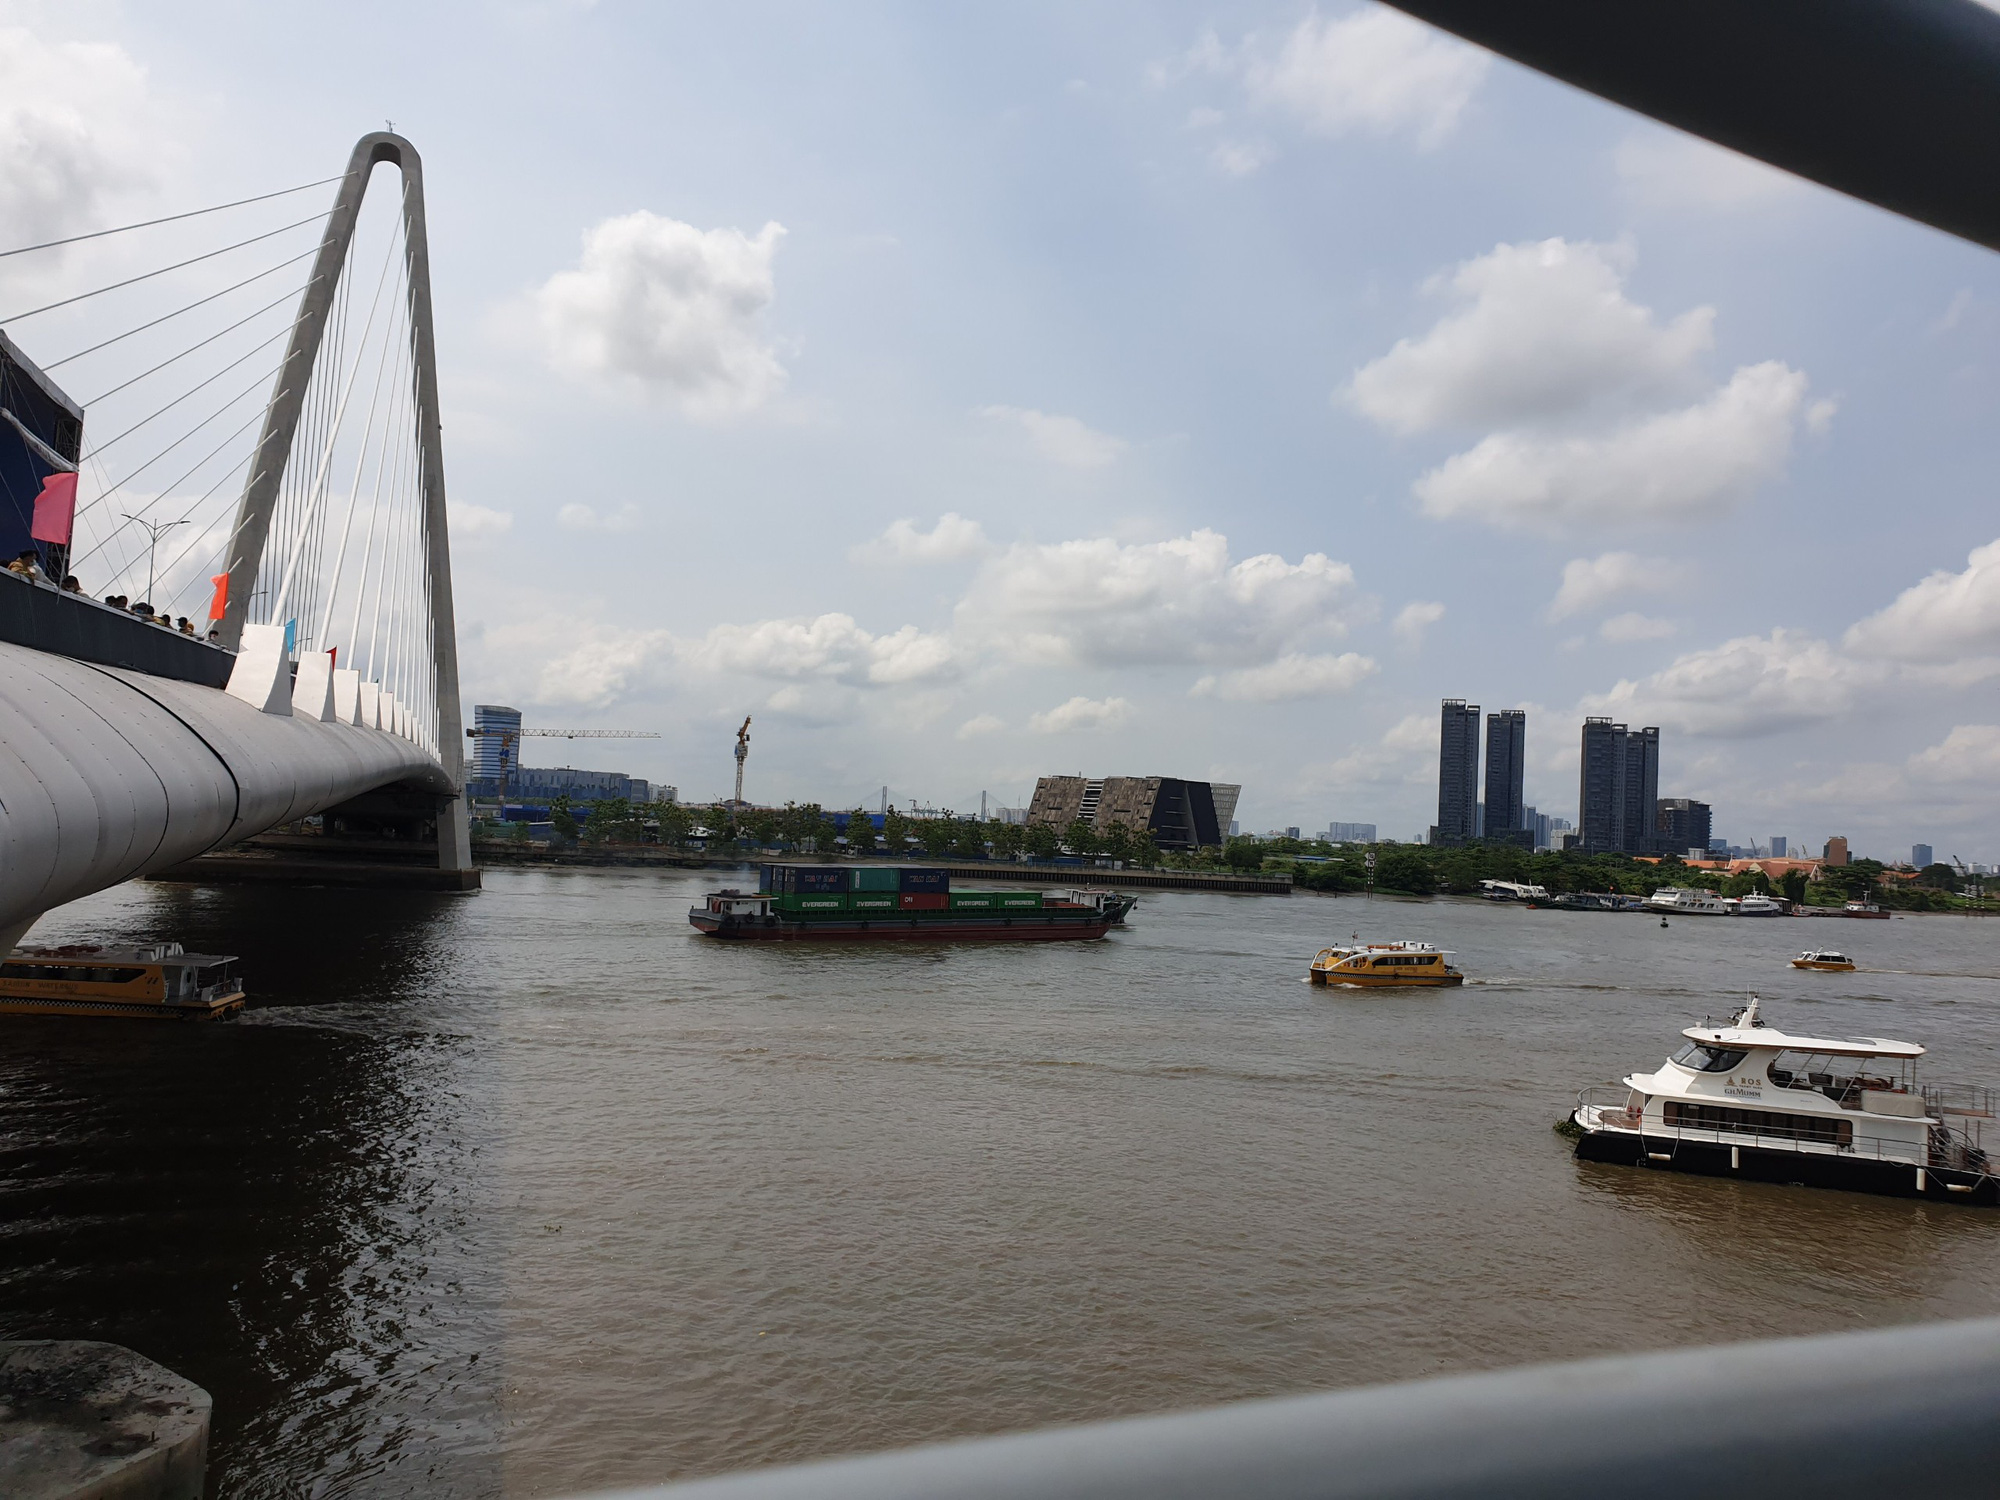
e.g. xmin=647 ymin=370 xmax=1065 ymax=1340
xmin=1484 ymin=709 xmax=1527 ymax=837
xmin=1623 ymin=726 xmax=1661 ymax=855
xmin=1578 ymin=718 xmax=1628 ymax=854
xmin=1432 ymin=700 xmax=1481 ymax=846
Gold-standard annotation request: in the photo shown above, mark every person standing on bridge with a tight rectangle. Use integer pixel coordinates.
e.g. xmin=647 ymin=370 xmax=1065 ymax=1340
xmin=8 ymin=549 xmax=41 ymax=580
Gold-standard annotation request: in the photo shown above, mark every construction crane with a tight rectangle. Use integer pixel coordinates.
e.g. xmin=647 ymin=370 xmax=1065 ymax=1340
xmin=731 ymin=716 xmax=751 ymax=830
xmin=463 ymin=725 xmax=660 ymax=800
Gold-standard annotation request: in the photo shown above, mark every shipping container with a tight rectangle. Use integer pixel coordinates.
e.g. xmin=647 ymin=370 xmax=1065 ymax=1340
xmin=849 ymin=894 xmax=897 ymax=911
xmin=795 ymin=894 xmax=847 ymax=912
xmin=998 ymin=893 xmax=1043 ymax=909
xmin=853 ymin=867 xmax=901 ymax=893
xmin=898 ymin=893 xmax=948 ymax=911
xmin=798 ymin=868 xmax=850 ymax=893
xmin=899 ymin=868 xmax=950 ymax=893
xmin=948 ymin=893 xmax=998 ymax=909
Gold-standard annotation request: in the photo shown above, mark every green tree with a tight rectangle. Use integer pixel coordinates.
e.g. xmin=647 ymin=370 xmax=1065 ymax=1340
xmin=1222 ymin=837 xmax=1263 ymax=871
xmin=846 ymin=809 xmax=877 ymax=853
xmin=1132 ymin=829 xmax=1162 ymax=869
xmin=1780 ymin=868 xmax=1809 ymax=904
xmin=1064 ymin=818 xmax=1101 ymax=856
xmin=657 ymin=802 xmax=693 ymax=847
xmin=1024 ymin=823 xmax=1060 ymax=860
xmin=950 ymin=819 xmax=988 ymax=859
xmin=584 ymin=796 xmax=636 ymax=844
xmin=1915 ymin=862 xmax=1959 ymax=890
xmin=1097 ymin=821 xmax=1136 ymax=864
xmin=1373 ymin=848 xmax=1436 ymax=895
xmin=919 ymin=818 xmax=957 ymax=857
xmin=882 ymin=807 xmax=912 ymax=853
xmin=988 ymin=821 xmax=1026 ymax=860
xmin=549 ymin=793 xmax=578 ymax=843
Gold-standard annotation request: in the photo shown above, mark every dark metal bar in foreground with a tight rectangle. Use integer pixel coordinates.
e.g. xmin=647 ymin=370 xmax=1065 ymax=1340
xmin=592 ymin=1317 xmax=2000 ymax=1500
xmin=1382 ymin=0 xmax=2000 ymax=254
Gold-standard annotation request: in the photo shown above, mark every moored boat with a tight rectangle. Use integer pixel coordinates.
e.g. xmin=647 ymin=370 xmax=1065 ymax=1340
xmin=1729 ymin=893 xmax=1788 ymax=916
xmin=1309 ymin=940 xmax=1463 ymax=987
xmin=690 ymin=865 xmax=1136 ymax=941
xmin=1792 ymin=949 xmax=1856 ymax=972
xmin=1568 ymin=997 xmax=1994 ymax=1204
xmin=1645 ymin=886 xmax=1728 ymax=916
xmin=0 ymin=943 xmax=245 ymax=1020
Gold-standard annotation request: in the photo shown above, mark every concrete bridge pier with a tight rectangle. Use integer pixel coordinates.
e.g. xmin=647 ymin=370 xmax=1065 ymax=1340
xmin=0 ymin=1341 xmax=210 ymax=1500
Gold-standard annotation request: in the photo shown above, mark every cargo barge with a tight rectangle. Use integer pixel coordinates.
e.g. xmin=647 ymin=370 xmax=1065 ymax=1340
xmin=690 ymin=865 xmax=1137 ymax=941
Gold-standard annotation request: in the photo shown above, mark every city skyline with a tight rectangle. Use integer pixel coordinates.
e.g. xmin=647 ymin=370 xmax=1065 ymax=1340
xmin=5 ymin=4 xmax=1998 ymax=850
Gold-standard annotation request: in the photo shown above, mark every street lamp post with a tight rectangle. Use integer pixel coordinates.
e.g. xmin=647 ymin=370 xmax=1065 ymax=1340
xmin=125 ymin=513 xmax=188 ymax=611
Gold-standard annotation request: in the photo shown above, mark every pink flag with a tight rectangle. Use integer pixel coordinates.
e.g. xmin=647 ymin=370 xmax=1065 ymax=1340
xmin=208 ymin=572 xmax=230 ymax=621
xmin=30 ymin=472 xmax=77 ymax=546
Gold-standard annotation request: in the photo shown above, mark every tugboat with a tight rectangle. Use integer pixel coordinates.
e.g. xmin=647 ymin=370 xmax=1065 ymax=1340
xmin=690 ymin=865 xmax=1136 ymax=941
xmin=1568 ymin=998 xmax=1994 ymax=1204
xmin=1309 ymin=940 xmax=1463 ymax=987
xmin=0 ymin=943 xmax=245 ymax=1020
xmin=1791 ymin=949 xmax=1856 ymax=972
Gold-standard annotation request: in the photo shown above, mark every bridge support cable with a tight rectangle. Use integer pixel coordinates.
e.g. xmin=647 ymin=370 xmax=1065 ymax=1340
xmin=217 ymin=133 xmax=471 ymax=869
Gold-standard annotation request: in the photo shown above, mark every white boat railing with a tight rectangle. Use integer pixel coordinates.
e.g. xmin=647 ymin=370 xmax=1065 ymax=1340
xmin=1574 ymin=1089 xmax=1987 ymax=1171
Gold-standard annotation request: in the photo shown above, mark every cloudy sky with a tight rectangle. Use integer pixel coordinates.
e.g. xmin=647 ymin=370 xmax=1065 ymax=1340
xmin=7 ymin=1 xmax=2000 ymax=855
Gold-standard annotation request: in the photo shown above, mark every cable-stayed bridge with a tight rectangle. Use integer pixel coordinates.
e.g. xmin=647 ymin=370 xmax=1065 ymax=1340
xmin=0 ymin=132 xmax=473 ymax=953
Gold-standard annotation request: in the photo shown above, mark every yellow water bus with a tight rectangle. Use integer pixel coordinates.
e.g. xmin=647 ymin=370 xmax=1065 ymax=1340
xmin=0 ymin=943 xmax=245 ymax=1020
xmin=1792 ymin=949 xmax=1857 ymax=972
xmin=1309 ymin=941 xmax=1464 ymax=988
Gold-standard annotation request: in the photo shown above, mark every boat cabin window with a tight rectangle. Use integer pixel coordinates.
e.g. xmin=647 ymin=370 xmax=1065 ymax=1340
xmin=1370 ymin=954 xmax=1437 ymax=967
xmin=0 ymin=962 xmax=147 ymax=984
xmin=1672 ymin=1042 xmax=1749 ymax=1073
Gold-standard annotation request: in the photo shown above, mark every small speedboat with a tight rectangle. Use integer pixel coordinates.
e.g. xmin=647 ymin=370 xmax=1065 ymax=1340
xmin=1792 ymin=950 xmax=1856 ymax=972
xmin=1568 ymin=997 xmax=1995 ymax=1204
xmin=1310 ymin=940 xmax=1463 ymax=987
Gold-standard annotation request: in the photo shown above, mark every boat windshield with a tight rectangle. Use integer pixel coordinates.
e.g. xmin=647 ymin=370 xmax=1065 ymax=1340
xmin=1672 ymin=1042 xmax=1750 ymax=1073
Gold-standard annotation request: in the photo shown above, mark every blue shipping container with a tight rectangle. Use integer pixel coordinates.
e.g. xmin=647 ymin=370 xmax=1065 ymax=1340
xmin=798 ymin=868 xmax=851 ymax=893
xmin=899 ymin=868 xmax=950 ymax=893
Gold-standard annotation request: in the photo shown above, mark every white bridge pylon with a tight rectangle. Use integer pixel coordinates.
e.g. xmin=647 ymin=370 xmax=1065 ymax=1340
xmin=0 ymin=133 xmax=472 ymax=953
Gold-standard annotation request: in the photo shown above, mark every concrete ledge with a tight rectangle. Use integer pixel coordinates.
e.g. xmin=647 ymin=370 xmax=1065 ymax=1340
xmin=0 ymin=1340 xmax=209 ymax=1500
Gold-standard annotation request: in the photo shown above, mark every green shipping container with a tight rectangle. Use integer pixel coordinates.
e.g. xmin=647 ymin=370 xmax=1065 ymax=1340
xmin=850 ymin=894 xmax=897 ymax=910
xmin=795 ymin=895 xmax=848 ymax=912
xmin=853 ymin=867 xmax=902 ymax=892
xmin=949 ymin=892 xmax=998 ymax=909
xmin=998 ymin=894 xmax=1042 ymax=909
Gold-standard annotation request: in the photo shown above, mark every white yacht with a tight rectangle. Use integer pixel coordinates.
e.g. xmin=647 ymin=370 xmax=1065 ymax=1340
xmin=1644 ymin=886 xmax=1729 ymax=916
xmin=1728 ymin=893 xmax=1787 ymax=916
xmin=1569 ymin=998 xmax=1994 ymax=1204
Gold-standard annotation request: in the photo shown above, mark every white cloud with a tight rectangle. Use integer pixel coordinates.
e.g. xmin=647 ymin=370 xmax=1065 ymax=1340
xmin=449 ymin=501 xmax=513 ymax=538
xmin=1247 ymin=8 xmax=1490 ymax=149
xmin=1909 ymin=725 xmax=2000 ymax=786
xmin=0 ymin=29 xmax=154 ymax=247
xmin=1028 ymin=695 xmax=1132 ymax=734
xmin=682 ymin=612 xmax=958 ymax=688
xmin=556 ymin=501 xmax=640 ymax=532
xmin=1581 ymin=629 xmax=1863 ymax=738
xmin=979 ymin=406 xmax=1126 ymax=468
xmin=1393 ymin=599 xmax=1444 ymax=646
xmin=956 ymin=528 xmax=1361 ymax=669
xmin=1845 ymin=537 xmax=2000 ymax=664
xmin=478 ymin=617 xmax=674 ymax=709
xmin=1349 ymin=239 xmax=1714 ymax=434
xmin=1613 ymin=132 xmax=1804 ymax=213
xmin=852 ymin=512 xmax=990 ymax=564
xmin=532 ymin=211 xmax=786 ymax=417
xmin=1303 ymin=712 xmax=1436 ymax=790
xmin=1599 ymin=612 xmax=1676 ymax=643
xmin=956 ymin=713 xmax=1005 ymax=740
xmin=1208 ymin=140 xmax=1274 ymax=176
xmin=1414 ymin=361 xmax=1807 ymax=528
xmin=1191 ymin=650 xmax=1376 ymax=702
xmin=1548 ymin=551 xmax=1680 ymax=621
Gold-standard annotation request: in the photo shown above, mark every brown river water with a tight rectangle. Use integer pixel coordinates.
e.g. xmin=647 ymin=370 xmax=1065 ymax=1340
xmin=3 ymin=869 xmax=1998 ymax=1497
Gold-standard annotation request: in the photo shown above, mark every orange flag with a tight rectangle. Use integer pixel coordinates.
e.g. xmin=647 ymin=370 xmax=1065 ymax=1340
xmin=208 ymin=572 xmax=230 ymax=621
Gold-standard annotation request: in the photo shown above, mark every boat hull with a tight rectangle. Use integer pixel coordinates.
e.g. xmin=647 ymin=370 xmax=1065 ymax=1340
xmin=1572 ymin=1120 xmax=1997 ymax=1206
xmin=1791 ymin=960 xmax=1856 ymax=972
xmin=690 ymin=911 xmax=1118 ymax=941
xmin=1310 ymin=970 xmax=1464 ymax=987
xmin=0 ymin=990 xmax=245 ymax=1021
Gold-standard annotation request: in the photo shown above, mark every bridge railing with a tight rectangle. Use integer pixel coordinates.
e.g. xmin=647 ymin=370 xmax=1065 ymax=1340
xmin=584 ymin=1317 xmax=2000 ymax=1500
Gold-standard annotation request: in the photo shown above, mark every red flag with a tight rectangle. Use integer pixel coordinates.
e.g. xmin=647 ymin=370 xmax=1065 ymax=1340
xmin=30 ymin=472 xmax=77 ymax=545
xmin=208 ymin=572 xmax=230 ymax=621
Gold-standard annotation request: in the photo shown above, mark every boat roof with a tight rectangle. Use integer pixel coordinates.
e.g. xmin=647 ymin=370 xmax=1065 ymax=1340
xmin=1680 ymin=1022 xmax=1923 ymax=1059
xmin=9 ymin=944 xmax=235 ymax=967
